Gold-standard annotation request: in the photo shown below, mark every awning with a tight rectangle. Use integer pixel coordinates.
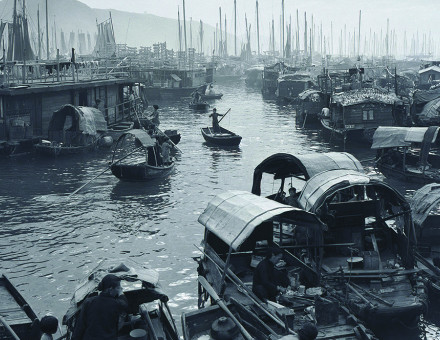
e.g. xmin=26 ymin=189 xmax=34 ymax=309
xmin=252 ymin=152 xmax=364 ymax=195
xmin=298 ymin=169 xmax=371 ymax=212
xmin=116 ymin=129 xmax=156 ymax=148
xmin=371 ymin=126 xmax=439 ymax=149
xmin=170 ymin=73 xmax=182 ymax=81
xmin=198 ymin=190 xmax=321 ymax=251
xmin=410 ymin=183 xmax=440 ymax=228
xmin=48 ymin=104 xmax=107 ymax=136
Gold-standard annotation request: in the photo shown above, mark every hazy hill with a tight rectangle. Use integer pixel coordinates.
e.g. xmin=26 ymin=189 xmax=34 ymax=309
xmin=0 ymin=0 xmax=237 ymax=55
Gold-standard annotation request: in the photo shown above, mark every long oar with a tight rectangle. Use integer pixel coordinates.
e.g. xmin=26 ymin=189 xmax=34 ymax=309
xmin=218 ymin=108 xmax=232 ymax=123
xmin=194 ymin=244 xmax=292 ymax=334
xmin=198 ymin=276 xmax=254 ymax=340
xmin=0 ymin=316 xmax=20 ymax=340
xmin=68 ymin=146 xmax=144 ymax=197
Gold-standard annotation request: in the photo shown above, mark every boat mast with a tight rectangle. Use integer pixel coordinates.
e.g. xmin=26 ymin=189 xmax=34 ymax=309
xmin=358 ymin=10 xmax=361 ymax=59
xmin=256 ymin=0 xmax=260 ymax=56
xmin=199 ymin=20 xmax=203 ymax=55
xmin=178 ymin=7 xmax=182 ymax=62
xmin=37 ymin=5 xmax=41 ymax=60
xmin=182 ymin=0 xmax=187 ymax=62
xmin=304 ymin=12 xmax=307 ymax=57
xmin=282 ymin=0 xmax=284 ymax=58
xmin=46 ymin=0 xmax=49 ymax=59
xmin=219 ymin=7 xmax=222 ymax=57
xmin=234 ymin=0 xmax=236 ymax=56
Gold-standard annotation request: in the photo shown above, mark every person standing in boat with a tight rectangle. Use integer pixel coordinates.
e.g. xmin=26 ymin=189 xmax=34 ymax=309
xmin=71 ymin=274 xmax=128 ymax=340
xmin=160 ymin=139 xmax=173 ymax=165
xmin=209 ymin=108 xmax=224 ymax=133
xmin=150 ymin=105 xmax=160 ymax=130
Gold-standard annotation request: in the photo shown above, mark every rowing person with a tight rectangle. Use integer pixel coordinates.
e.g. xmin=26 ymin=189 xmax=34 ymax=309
xmin=209 ymin=108 xmax=224 ymax=133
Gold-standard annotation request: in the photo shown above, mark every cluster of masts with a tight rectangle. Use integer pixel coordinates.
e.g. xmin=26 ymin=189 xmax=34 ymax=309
xmin=176 ymin=0 xmax=440 ymax=61
xmin=5 ymin=0 xmax=439 ymax=64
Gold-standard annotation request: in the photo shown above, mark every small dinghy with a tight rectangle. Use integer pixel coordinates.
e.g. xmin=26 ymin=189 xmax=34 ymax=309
xmin=110 ymin=129 xmax=174 ymax=182
xmin=201 ymin=126 xmax=242 ymax=146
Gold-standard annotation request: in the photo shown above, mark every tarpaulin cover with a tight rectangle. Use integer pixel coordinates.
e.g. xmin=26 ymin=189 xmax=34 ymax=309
xmin=413 ymin=88 xmax=440 ymax=105
xmin=410 ymin=183 xmax=440 ymax=228
xmin=252 ymin=152 xmax=364 ymax=196
xmin=331 ymin=88 xmax=398 ymax=106
xmin=64 ymin=259 xmax=160 ymax=322
xmin=371 ymin=126 xmax=439 ymax=149
xmin=298 ymin=169 xmax=371 ymax=212
xmin=198 ymin=190 xmax=320 ymax=251
xmin=417 ymin=97 xmax=440 ymax=125
xmin=116 ymin=129 xmax=156 ymax=148
xmin=48 ymin=104 xmax=107 ymax=136
xmin=297 ymin=89 xmax=324 ymax=101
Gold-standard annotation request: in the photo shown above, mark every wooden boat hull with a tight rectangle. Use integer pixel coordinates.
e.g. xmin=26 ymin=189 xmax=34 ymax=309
xmin=320 ymin=118 xmax=376 ymax=143
xmin=106 ymin=121 xmax=135 ymax=140
xmin=201 ymin=127 xmax=242 ymax=146
xmin=0 ymin=138 xmax=40 ymax=157
xmin=377 ymin=162 xmax=440 ymax=184
xmin=143 ymin=86 xmax=199 ymax=100
xmin=0 ymin=274 xmax=40 ymax=339
xmin=34 ymin=141 xmax=97 ymax=156
xmin=164 ymin=130 xmax=181 ymax=145
xmin=189 ymin=102 xmax=210 ymax=111
xmin=63 ymin=260 xmax=179 ymax=340
xmin=111 ymin=162 xmax=174 ymax=181
xmin=201 ymin=93 xmax=223 ymax=100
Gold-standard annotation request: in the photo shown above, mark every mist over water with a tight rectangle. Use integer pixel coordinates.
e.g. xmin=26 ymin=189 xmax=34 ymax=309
xmin=1 ymin=78 xmax=436 ymax=339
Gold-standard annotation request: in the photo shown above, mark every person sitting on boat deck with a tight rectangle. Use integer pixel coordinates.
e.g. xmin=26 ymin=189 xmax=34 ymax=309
xmin=40 ymin=315 xmax=58 ymax=340
xmin=161 ymin=139 xmax=173 ymax=165
xmin=209 ymin=108 xmax=224 ymax=133
xmin=252 ymin=247 xmax=290 ymax=302
xmin=150 ymin=104 xmax=160 ymax=129
xmin=71 ymin=274 xmax=128 ymax=340
xmin=285 ymin=187 xmax=299 ymax=207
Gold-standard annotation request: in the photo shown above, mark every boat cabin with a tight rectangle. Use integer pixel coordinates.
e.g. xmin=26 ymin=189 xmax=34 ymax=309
xmin=327 ymin=88 xmax=403 ymax=140
xmin=251 ymin=152 xmax=364 ymax=203
xmin=297 ymin=169 xmax=425 ymax=334
xmin=295 ymin=89 xmax=327 ymax=125
xmin=410 ymin=183 xmax=440 ymax=252
xmin=372 ymin=126 xmax=440 ymax=184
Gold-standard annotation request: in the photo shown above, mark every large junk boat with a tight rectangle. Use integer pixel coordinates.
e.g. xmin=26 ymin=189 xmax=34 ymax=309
xmin=320 ymin=88 xmax=405 ymax=143
xmin=194 ymin=190 xmax=377 ymax=340
xmin=297 ymin=169 xmax=427 ymax=336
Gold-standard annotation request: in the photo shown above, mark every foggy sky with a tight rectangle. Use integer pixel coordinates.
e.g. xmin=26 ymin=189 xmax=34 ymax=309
xmin=75 ymin=0 xmax=440 ymax=56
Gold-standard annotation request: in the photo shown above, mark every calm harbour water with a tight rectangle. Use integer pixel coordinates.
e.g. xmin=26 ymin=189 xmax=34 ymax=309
xmin=0 ymin=78 xmax=438 ymax=339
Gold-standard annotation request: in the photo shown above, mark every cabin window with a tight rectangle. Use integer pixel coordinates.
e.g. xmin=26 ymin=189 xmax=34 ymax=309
xmin=363 ymin=110 xmax=374 ymax=120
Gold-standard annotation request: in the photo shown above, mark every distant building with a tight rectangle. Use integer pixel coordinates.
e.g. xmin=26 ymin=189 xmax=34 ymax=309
xmin=419 ymin=65 xmax=440 ymax=88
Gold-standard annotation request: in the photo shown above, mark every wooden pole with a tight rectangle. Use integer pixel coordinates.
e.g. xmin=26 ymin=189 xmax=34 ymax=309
xmin=256 ymin=0 xmax=260 ymax=56
xmin=46 ymin=0 xmax=49 ymax=59
xmin=198 ymin=276 xmax=254 ymax=340
xmin=0 ymin=316 xmax=20 ymax=340
xmin=234 ymin=0 xmax=237 ymax=56
xmin=182 ymin=0 xmax=187 ymax=61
